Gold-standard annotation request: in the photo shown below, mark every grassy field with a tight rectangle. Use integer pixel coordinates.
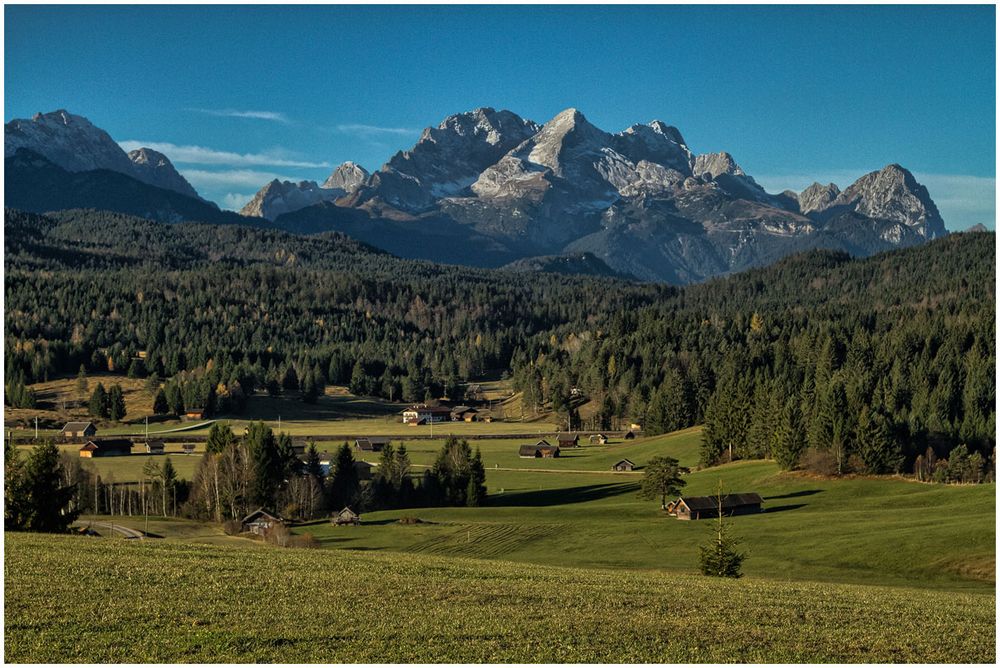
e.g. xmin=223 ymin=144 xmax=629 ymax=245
xmin=52 ymin=426 xmax=995 ymax=591
xmin=7 ymin=376 xmax=558 ymax=439
xmin=4 ymin=532 xmax=994 ymax=663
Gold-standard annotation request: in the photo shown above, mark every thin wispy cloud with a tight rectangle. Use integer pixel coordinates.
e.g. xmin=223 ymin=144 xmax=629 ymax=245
xmin=220 ymin=192 xmax=255 ymax=211
xmin=180 ymin=169 xmax=299 ymax=190
xmin=118 ymin=140 xmax=330 ymax=169
xmin=335 ymin=123 xmax=418 ymax=137
xmin=188 ymin=108 xmax=291 ymax=124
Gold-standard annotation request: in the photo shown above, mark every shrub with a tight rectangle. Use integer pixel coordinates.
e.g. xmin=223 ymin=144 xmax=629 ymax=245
xmin=289 ymin=533 xmax=320 ymax=549
xmin=222 ymin=519 xmax=243 ymax=536
xmin=799 ymin=448 xmax=839 ymax=476
xmin=264 ymin=523 xmax=291 ymax=547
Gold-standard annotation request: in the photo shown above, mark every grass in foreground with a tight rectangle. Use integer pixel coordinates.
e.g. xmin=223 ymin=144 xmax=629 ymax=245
xmin=4 ymin=532 xmax=994 ymax=663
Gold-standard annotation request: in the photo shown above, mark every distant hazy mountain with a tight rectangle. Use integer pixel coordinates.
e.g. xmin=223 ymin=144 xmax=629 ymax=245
xmin=239 ymin=162 xmax=371 ymax=221
xmin=5 ymin=149 xmax=256 ymax=226
xmin=5 ymin=110 xmax=204 ymax=201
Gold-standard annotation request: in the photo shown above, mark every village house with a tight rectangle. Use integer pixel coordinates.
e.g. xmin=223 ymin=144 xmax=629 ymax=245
xmin=61 ymin=421 xmax=97 ymax=440
xmin=612 ymin=458 xmax=635 ymax=471
xmin=144 ymin=440 xmax=166 ymax=455
xmin=669 ymin=493 xmax=764 ymax=520
xmin=402 ymin=405 xmax=453 ymax=425
xmin=79 ymin=438 xmax=133 ymax=458
xmin=557 ymin=432 xmax=580 ymax=448
xmin=354 ymin=436 xmax=390 ymax=452
xmin=519 ymin=443 xmax=560 ymax=458
xmin=332 ymin=507 xmax=361 ymax=526
xmin=241 ymin=508 xmax=286 ymax=535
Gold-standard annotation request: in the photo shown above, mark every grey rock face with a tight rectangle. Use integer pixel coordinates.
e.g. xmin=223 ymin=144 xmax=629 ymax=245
xmin=798 ymin=182 xmax=841 ymax=214
xmin=829 ymin=164 xmax=946 ymax=239
xmin=351 ymin=107 xmax=540 ymax=212
xmin=128 ymin=148 xmax=202 ymax=200
xmin=5 ymin=110 xmax=136 ymax=174
xmin=5 ymin=110 xmax=203 ymax=199
xmin=322 ymin=161 xmax=369 ymax=191
xmin=240 ymin=180 xmax=343 ymax=220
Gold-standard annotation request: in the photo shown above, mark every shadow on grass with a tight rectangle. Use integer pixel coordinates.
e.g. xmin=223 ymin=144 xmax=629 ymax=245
xmin=764 ymin=490 xmax=822 ymax=500
xmin=489 ymin=482 xmax=640 ymax=507
xmin=763 ymin=503 xmax=807 ymax=513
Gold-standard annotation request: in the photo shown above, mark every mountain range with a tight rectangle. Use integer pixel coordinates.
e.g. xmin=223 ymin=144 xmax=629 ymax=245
xmin=4 ymin=107 xmax=951 ymax=283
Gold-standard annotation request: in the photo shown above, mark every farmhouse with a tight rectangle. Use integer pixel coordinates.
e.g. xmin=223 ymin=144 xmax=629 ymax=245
xmin=518 ymin=443 xmax=561 ymax=458
xmin=241 ymin=508 xmax=285 ymax=535
xmin=354 ymin=436 xmax=390 ymax=452
xmin=669 ymin=493 xmax=764 ymax=520
xmin=332 ymin=507 xmax=360 ymax=526
xmin=401 ymin=405 xmax=452 ymax=424
xmin=557 ymin=432 xmax=580 ymax=448
xmin=144 ymin=440 xmax=166 ymax=455
xmin=612 ymin=458 xmax=635 ymax=471
xmin=61 ymin=421 xmax=96 ymax=440
xmin=589 ymin=433 xmax=609 ymax=445
xmin=79 ymin=439 xmax=133 ymax=458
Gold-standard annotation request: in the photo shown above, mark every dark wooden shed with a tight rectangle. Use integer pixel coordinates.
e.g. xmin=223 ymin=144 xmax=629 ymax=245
xmin=79 ymin=438 xmax=133 ymax=458
xmin=612 ymin=458 xmax=635 ymax=471
xmin=670 ymin=493 xmax=764 ymax=520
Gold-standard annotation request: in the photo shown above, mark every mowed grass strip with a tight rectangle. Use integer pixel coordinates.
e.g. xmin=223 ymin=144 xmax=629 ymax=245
xmin=4 ymin=533 xmax=994 ymax=663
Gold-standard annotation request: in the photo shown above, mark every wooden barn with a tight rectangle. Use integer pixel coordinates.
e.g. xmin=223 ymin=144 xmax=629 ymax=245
xmin=79 ymin=439 xmax=133 ymax=458
xmin=354 ymin=436 xmax=390 ymax=452
xmin=669 ymin=493 xmax=764 ymax=520
xmin=184 ymin=408 xmax=205 ymax=421
xmin=623 ymin=430 xmax=637 ymax=440
xmin=519 ymin=443 xmax=561 ymax=458
xmin=241 ymin=508 xmax=285 ymax=535
xmin=589 ymin=433 xmax=609 ymax=445
xmin=557 ymin=432 xmax=580 ymax=448
xmin=61 ymin=421 xmax=96 ymax=440
xmin=450 ymin=406 xmax=478 ymax=422
xmin=144 ymin=440 xmax=166 ymax=455
xmin=612 ymin=458 xmax=635 ymax=471
xmin=332 ymin=507 xmax=360 ymax=526
xmin=182 ymin=443 xmax=196 ymax=455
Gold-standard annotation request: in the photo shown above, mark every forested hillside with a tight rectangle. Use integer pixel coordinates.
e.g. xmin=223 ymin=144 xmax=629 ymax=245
xmin=5 ymin=208 xmax=994 ymax=476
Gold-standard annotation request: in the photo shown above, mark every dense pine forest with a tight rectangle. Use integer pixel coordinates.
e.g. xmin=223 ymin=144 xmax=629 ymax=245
xmin=5 ymin=208 xmax=995 ymax=478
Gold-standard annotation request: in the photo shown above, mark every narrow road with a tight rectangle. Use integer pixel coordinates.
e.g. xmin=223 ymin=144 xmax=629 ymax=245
xmin=405 ymin=463 xmax=641 ymax=475
xmin=74 ymin=520 xmax=145 ymax=539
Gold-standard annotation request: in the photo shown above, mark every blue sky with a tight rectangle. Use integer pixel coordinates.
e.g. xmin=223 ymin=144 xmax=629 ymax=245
xmin=5 ymin=5 xmax=995 ymax=228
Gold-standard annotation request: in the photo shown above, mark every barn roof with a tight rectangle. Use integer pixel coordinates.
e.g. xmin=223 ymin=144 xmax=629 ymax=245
xmin=62 ymin=421 xmax=94 ymax=431
xmin=556 ymin=432 xmax=579 ymax=441
xmin=242 ymin=508 xmax=284 ymax=523
xmin=614 ymin=458 xmax=635 ymax=467
xmin=337 ymin=507 xmax=359 ymax=519
xmin=82 ymin=438 xmax=133 ymax=451
xmin=678 ymin=493 xmax=764 ymax=511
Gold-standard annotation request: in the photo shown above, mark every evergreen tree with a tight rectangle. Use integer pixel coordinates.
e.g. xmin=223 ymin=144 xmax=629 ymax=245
xmin=205 ymin=422 xmax=235 ymax=455
xmin=328 ymin=443 xmax=359 ymax=509
xmin=698 ymin=482 xmax=745 ymax=578
xmin=18 ymin=441 xmax=79 ymax=532
xmin=152 ymin=388 xmax=169 ymax=415
xmin=245 ymin=422 xmax=280 ymax=508
xmin=107 ymin=384 xmax=126 ymax=421
xmin=856 ymin=408 xmax=902 ymax=474
xmin=75 ymin=365 xmax=89 ymax=401
xmin=639 ymin=456 xmax=687 ymax=510
xmin=88 ymin=383 xmax=109 ymax=419
xmin=773 ymin=401 xmax=806 ymax=470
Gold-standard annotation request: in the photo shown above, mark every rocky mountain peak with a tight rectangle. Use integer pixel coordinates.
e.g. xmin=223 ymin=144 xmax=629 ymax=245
xmin=322 ymin=161 xmax=369 ymax=191
xmin=692 ymin=152 xmax=744 ymax=179
xmin=6 ymin=109 xmax=135 ymax=174
xmin=127 ymin=147 xmax=202 ymax=200
xmin=614 ymin=121 xmax=693 ymax=175
xmin=833 ymin=164 xmax=946 ymax=238
xmin=798 ymin=182 xmax=841 ymax=214
xmin=241 ymin=179 xmax=343 ymax=221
